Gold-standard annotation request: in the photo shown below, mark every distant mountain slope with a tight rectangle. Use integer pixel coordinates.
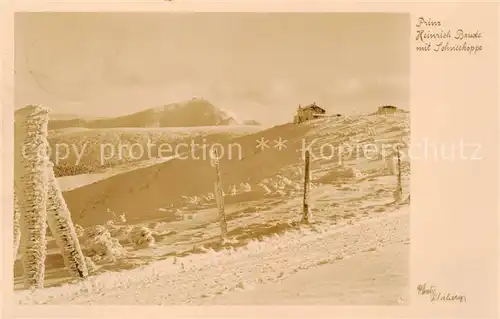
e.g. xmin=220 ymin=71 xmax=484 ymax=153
xmin=49 ymin=125 xmax=263 ymax=177
xmin=242 ymin=119 xmax=262 ymax=126
xmin=48 ymin=113 xmax=84 ymax=120
xmin=47 ymin=99 xmax=244 ymax=130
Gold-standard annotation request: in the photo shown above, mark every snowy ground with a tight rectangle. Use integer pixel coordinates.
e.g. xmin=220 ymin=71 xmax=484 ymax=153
xmin=15 ymin=205 xmax=408 ymax=305
xmin=202 ymin=237 xmax=408 ymax=305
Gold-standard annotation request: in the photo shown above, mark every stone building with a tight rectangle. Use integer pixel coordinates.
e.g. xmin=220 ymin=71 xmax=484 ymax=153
xmin=293 ymin=102 xmax=326 ymax=123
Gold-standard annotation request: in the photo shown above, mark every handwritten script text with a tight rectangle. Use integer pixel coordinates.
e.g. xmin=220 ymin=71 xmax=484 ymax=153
xmin=415 ymin=17 xmax=483 ymax=55
xmin=417 ymin=283 xmax=467 ymax=303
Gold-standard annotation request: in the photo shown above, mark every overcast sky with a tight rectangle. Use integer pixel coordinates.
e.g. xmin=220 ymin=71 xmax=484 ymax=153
xmin=15 ymin=12 xmax=410 ymax=125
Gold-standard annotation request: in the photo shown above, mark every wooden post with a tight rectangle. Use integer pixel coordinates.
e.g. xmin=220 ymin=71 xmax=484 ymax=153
xmin=211 ymin=149 xmax=228 ymax=240
xmin=13 ymin=190 xmax=21 ymax=262
xmin=394 ymin=144 xmax=403 ymax=201
xmin=45 ymin=164 xmax=88 ymax=279
xmin=14 ymin=105 xmax=50 ymax=289
xmin=15 ymin=105 xmax=89 ymax=288
xmin=385 ymin=155 xmax=396 ymax=175
xmin=302 ymin=150 xmax=311 ymax=223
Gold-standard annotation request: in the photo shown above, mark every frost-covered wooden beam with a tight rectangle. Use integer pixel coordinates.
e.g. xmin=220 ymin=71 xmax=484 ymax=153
xmin=14 ymin=105 xmax=50 ymax=289
xmin=46 ymin=165 xmax=88 ymax=278
xmin=211 ymin=149 xmax=227 ymax=241
xmin=302 ymin=150 xmax=311 ymax=223
xmin=394 ymin=144 xmax=403 ymax=201
xmin=14 ymin=105 xmax=89 ymax=289
xmin=13 ymin=190 xmax=21 ymax=261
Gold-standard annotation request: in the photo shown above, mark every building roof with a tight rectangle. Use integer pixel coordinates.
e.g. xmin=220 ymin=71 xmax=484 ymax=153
xmin=380 ymin=105 xmax=397 ymax=109
xmin=302 ymin=103 xmax=326 ymax=113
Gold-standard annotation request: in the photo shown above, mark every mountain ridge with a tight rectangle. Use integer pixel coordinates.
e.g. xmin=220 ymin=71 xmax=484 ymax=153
xmin=47 ymin=99 xmax=248 ymax=130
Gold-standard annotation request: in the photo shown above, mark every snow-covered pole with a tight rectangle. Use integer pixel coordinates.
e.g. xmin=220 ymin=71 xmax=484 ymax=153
xmin=46 ymin=164 xmax=89 ymax=278
xmin=14 ymin=105 xmax=50 ymax=289
xmin=13 ymin=190 xmax=21 ymax=261
xmin=393 ymin=144 xmax=403 ymax=202
xmin=302 ymin=150 xmax=311 ymax=223
xmin=211 ymin=148 xmax=227 ymax=241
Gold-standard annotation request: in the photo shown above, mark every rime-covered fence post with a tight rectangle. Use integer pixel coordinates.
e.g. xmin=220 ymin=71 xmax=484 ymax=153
xmin=338 ymin=147 xmax=344 ymax=167
xmin=46 ymin=164 xmax=88 ymax=278
xmin=385 ymin=155 xmax=396 ymax=175
xmin=13 ymin=190 xmax=21 ymax=261
xmin=211 ymin=148 xmax=227 ymax=240
xmin=302 ymin=150 xmax=311 ymax=223
xmin=394 ymin=144 xmax=403 ymax=201
xmin=14 ymin=105 xmax=50 ymax=289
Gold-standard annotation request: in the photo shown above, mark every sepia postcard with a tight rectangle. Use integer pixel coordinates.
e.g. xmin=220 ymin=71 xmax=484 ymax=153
xmin=1 ymin=1 xmax=498 ymax=319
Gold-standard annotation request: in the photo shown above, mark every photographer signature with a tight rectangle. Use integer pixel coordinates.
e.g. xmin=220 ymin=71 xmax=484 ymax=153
xmin=417 ymin=283 xmax=467 ymax=303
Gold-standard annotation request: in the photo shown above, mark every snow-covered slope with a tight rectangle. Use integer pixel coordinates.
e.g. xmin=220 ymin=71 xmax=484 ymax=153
xmin=61 ymin=113 xmax=409 ymax=227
